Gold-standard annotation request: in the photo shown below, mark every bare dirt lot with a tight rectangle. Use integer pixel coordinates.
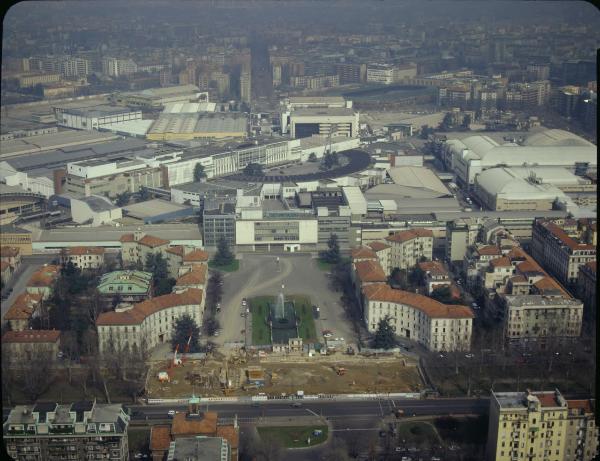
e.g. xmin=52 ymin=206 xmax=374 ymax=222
xmin=146 ymin=355 xmax=422 ymax=399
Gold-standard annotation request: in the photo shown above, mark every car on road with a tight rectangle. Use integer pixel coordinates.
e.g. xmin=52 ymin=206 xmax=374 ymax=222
xmin=322 ymin=330 xmax=333 ymax=338
xmin=465 ymin=353 xmax=475 ymax=359
xmin=393 ymin=409 xmax=404 ymax=418
xmin=291 ymin=402 xmax=302 ymax=408
xmin=216 ymin=303 xmax=221 ymax=311
xmin=241 ymin=298 xmax=247 ymax=306
xmin=167 ymin=410 xmax=176 ymax=417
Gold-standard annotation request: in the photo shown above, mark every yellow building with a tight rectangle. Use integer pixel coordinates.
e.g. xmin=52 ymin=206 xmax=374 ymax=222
xmin=0 ymin=225 xmax=32 ymax=255
xmin=487 ymin=389 xmax=598 ymax=461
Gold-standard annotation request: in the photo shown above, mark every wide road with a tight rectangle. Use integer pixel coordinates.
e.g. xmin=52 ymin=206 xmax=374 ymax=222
xmin=121 ymin=397 xmax=489 ymax=423
xmin=1 ymin=254 xmax=56 ymax=320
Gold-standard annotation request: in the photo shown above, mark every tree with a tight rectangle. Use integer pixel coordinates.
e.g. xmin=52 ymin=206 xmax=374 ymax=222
xmin=145 ymin=253 xmax=173 ymax=295
xmin=389 ymin=268 xmax=408 ymax=289
xmin=204 ymin=317 xmax=220 ymax=337
xmin=206 ymin=271 xmax=223 ymax=312
xmin=22 ymin=351 xmax=53 ymax=400
xmin=420 ymin=124 xmax=433 ymax=139
xmin=408 ymin=266 xmax=425 ymax=287
xmin=321 ymin=152 xmax=340 ymax=170
xmin=115 ymin=192 xmax=131 ymax=207
xmin=371 ymin=316 xmax=396 ymax=349
xmin=462 ymin=114 xmax=472 ymax=130
xmin=171 ymin=314 xmax=201 ymax=353
xmin=154 ymin=277 xmax=176 ymax=296
xmin=244 ymin=162 xmax=264 ymax=177
xmin=438 ymin=112 xmax=453 ymax=131
xmin=213 ymin=236 xmax=234 ymax=266
xmin=322 ymin=233 xmax=341 ymax=264
xmin=193 ymin=163 xmax=206 ymax=182
xmin=308 ymin=152 xmax=317 ymax=162
xmin=430 ymin=286 xmax=464 ymax=305
xmin=138 ymin=187 xmax=150 ymax=202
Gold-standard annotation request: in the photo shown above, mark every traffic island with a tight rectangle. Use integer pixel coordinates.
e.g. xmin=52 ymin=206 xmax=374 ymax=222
xmin=208 ymin=259 xmax=239 ymax=272
xmin=257 ymin=424 xmax=329 ymax=448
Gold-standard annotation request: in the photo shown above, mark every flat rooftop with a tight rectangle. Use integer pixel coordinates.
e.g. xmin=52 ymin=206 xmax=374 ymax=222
xmin=149 ymin=113 xmax=247 ymax=135
xmin=122 ymin=199 xmax=191 ymax=219
xmin=291 ymin=107 xmax=356 ymax=117
xmin=62 ymin=105 xmax=138 ymax=118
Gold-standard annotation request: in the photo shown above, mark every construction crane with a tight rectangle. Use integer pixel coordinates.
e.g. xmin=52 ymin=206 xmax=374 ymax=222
xmin=181 ymin=331 xmax=193 ymax=364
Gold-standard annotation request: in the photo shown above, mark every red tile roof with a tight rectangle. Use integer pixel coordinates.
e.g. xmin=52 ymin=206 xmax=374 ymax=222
xmin=2 ymin=330 xmax=61 ymax=343
xmin=216 ymin=425 xmax=239 ymax=451
xmin=150 ymin=425 xmax=172 ymax=452
xmin=476 ymin=245 xmax=502 ymax=256
xmin=27 ymin=265 xmax=60 ymax=287
xmin=139 ymin=235 xmax=170 ymax=248
xmin=66 ymin=246 xmax=105 ymax=256
xmin=534 ymin=392 xmax=561 ymax=408
xmin=0 ymin=246 xmax=20 ymax=258
xmin=176 ymin=264 xmax=207 ymax=286
xmin=489 ymin=257 xmax=512 ymax=268
xmin=418 ymin=261 xmax=448 ymax=277
xmin=541 ymin=220 xmax=596 ymax=251
xmin=171 ymin=411 xmax=217 ymax=437
xmin=362 ymin=283 xmax=473 ymax=319
xmin=367 ymin=241 xmax=391 ymax=252
xmin=0 ymin=261 xmax=9 ymax=272
xmin=566 ymin=399 xmax=594 ymax=414
xmin=385 ymin=228 xmax=433 ymax=243
xmin=119 ymin=233 xmax=135 ymax=243
xmin=166 ymin=245 xmax=185 ymax=257
xmin=4 ymin=292 xmax=43 ymax=321
xmin=183 ymin=249 xmax=210 ymax=263
xmin=96 ymin=288 xmax=203 ymax=326
xmin=354 ymin=260 xmax=387 ymax=283
xmin=351 ymin=246 xmax=378 ymax=260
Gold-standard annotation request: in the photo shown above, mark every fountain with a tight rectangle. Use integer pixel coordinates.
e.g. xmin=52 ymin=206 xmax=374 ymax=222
xmin=268 ymin=285 xmax=299 ymax=343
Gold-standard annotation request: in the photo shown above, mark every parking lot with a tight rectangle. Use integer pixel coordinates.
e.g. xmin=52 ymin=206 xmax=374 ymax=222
xmin=213 ymin=254 xmax=356 ymax=347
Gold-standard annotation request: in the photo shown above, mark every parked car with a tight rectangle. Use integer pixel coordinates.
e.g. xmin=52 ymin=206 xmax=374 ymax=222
xmin=465 ymin=353 xmax=475 ymax=359
xmin=167 ymin=410 xmax=176 ymax=417
xmin=323 ymin=331 xmax=333 ymax=338
xmin=241 ymin=298 xmax=247 ymax=306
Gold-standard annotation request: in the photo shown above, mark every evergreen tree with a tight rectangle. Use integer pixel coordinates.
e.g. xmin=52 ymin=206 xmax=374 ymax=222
xmin=171 ymin=314 xmax=201 ymax=353
xmin=213 ymin=236 xmax=234 ymax=266
xmin=193 ymin=163 xmax=206 ymax=182
xmin=244 ymin=163 xmax=264 ymax=176
xmin=323 ymin=233 xmax=341 ymax=264
xmin=308 ymin=152 xmax=318 ymax=162
xmin=461 ymin=114 xmax=472 ymax=130
xmin=115 ymin=192 xmax=131 ymax=207
xmin=372 ymin=316 xmax=397 ymax=349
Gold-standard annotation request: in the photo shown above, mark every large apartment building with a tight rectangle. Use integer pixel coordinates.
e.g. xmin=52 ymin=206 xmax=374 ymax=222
xmin=531 ymin=219 xmax=596 ymax=290
xmin=501 ymin=295 xmax=583 ymax=348
xmin=3 ymin=400 xmax=130 ymax=461
xmin=384 ymin=228 xmax=434 ymax=272
xmin=486 ymin=389 xmax=598 ymax=461
xmin=96 ymin=288 xmax=204 ymax=355
xmin=361 ymin=283 xmax=473 ymax=351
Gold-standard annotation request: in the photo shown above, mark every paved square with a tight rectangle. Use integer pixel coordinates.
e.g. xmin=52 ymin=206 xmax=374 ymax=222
xmin=214 ymin=254 xmax=356 ymax=347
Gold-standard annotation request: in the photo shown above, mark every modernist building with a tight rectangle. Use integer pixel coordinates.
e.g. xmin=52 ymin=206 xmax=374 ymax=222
xmin=287 ymin=108 xmax=359 ymax=139
xmin=110 ymin=84 xmax=206 ymax=109
xmin=446 ymin=130 xmax=596 ymax=189
xmin=146 ymin=113 xmax=247 ymax=141
xmin=486 ymin=390 xmax=598 ymax=461
xmin=54 ymin=105 xmax=142 ymax=131
xmin=445 ymin=218 xmax=480 ymax=263
xmin=531 ymin=219 xmax=596 ymax=290
xmin=3 ymin=400 xmax=130 ymax=461
xmin=60 ymin=246 xmax=105 ymax=270
xmin=96 ymin=288 xmax=204 ymax=354
xmin=0 ymin=184 xmax=46 ymax=225
xmin=361 ymin=282 xmax=473 ymax=352
xmin=203 ymin=202 xmax=236 ymax=248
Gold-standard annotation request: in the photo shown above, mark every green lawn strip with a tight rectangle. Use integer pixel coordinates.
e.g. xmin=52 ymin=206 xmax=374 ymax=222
xmin=250 ymin=296 xmax=273 ymax=345
xmin=288 ymin=295 xmax=317 ymax=342
xmin=396 ymin=421 xmax=441 ymax=447
xmin=257 ymin=425 xmax=328 ymax=448
xmin=128 ymin=428 xmax=151 ymax=455
xmin=208 ymin=259 xmax=240 ymax=272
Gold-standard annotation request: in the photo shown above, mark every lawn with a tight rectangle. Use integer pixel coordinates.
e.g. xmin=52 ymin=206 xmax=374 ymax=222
xmin=208 ymin=259 xmax=240 ymax=272
xmin=250 ymin=295 xmax=317 ymax=345
xmin=251 ymin=296 xmax=273 ymax=345
xmin=434 ymin=415 xmax=488 ymax=446
xmin=396 ymin=421 xmax=441 ymax=447
xmin=257 ymin=425 xmax=328 ymax=448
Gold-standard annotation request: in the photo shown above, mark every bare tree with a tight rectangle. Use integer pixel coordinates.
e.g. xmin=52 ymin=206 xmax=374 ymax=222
xmin=255 ymin=432 xmax=283 ymax=461
xmin=22 ymin=351 xmax=53 ymax=400
xmin=1 ymin=348 xmax=14 ymax=406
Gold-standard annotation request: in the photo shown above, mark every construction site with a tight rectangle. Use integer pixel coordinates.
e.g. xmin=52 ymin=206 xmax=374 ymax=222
xmin=147 ymin=350 xmax=423 ymax=399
